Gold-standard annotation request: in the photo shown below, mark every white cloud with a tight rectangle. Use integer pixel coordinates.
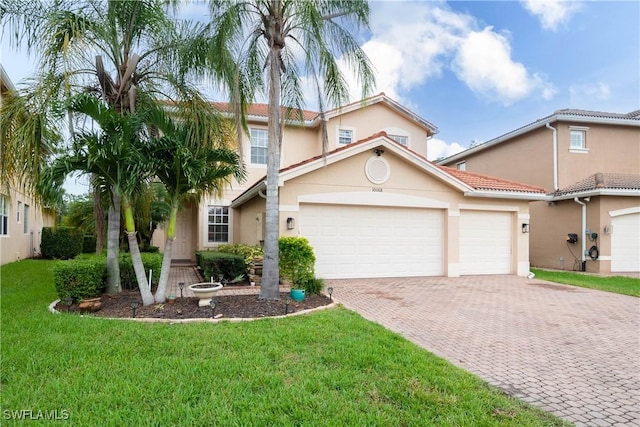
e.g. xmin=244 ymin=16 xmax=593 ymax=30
xmin=569 ymin=81 xmax=612 ymax=105
xmin=340 ymin=3 xmax=555 ymax=107
xmin=427 ymin=138 xmax=466 ymax=161
xmin=521 ymin=0 xmax=582 ymax=31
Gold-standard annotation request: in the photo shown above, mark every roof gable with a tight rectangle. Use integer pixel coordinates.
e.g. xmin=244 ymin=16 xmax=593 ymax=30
xmin=232 ymin=132 xmax=547 ymax=206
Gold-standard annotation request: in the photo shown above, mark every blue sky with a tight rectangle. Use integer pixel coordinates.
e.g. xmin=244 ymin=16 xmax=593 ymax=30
xmin=2 ymin=0 xmax=639 ymax=168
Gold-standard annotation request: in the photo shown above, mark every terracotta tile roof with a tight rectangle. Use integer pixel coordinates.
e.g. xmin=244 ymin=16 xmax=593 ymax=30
xmin=555 ymin=173 xmax=640 ymax=195
xmin=553 ymin=108 xmax=640 ymax=120
xmin=438 ymin=166 xmax=547 ymax=193
xmin=211 ymin=102 xmax=318 ymax=121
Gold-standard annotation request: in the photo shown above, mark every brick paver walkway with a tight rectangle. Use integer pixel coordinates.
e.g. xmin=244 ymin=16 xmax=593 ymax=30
xmin=327 ymin=276 xmax=640 ymax=427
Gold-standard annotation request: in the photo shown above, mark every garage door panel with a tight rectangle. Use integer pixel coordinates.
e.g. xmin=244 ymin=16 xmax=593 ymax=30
xmin=301 ymin=204 xmax=443 ymax=279
xmin=460 ymin=211 xmax=512 ymax=275
xmin=611 ymin=213 xmax=640 ymax=272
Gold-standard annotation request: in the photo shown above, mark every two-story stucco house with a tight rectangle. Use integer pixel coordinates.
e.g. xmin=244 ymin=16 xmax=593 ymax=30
xmin=439 ymin=109 xmax=640 ymax=275
xmin=0 ymin=66 xmax=56 ymax=265
xmin=154 ymin=93 xmax=549 ymax=279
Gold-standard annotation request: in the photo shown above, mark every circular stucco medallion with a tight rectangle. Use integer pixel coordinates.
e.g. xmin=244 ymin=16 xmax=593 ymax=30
xmin=365 ymin=155 xmax=390 ymax=184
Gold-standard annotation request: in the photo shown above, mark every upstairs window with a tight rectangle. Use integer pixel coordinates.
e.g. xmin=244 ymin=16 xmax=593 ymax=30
xmin=208 ymin=206 xmax=229 ymax=243
xmin=250 ymin=128 xmax=268 ymax=165
xmin=456 ymin=161 xmax=466 ymax=171
xmin=569 ymin=126 xmax=589 ymax=152
xmin=338 ymin=128 xmax=353 ymax=145
xmin=389 ymin=135 xmax=408 ymax=146
xmin=0 ymin=195 xmax=8 ymax=235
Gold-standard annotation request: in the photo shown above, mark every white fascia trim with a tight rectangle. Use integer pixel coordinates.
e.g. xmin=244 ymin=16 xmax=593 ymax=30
xmin=230 ymin=181 xmax=266 ymax=208
xmin=279 ymin=137 xmax=473 ymax=192
xmin=552 ymin=189 xmax=640 ymax=201
xmin=464 ymin=191 xmax=550 ymax=201
xmin=609 ymin=206 xmax=640 ymax=217
xmin=297 ymin=191 xmax=450 ymax=209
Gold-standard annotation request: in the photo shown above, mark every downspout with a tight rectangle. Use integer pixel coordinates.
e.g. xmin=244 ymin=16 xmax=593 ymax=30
xmin=573 ymin=197 xmax=587 ymax=271
xmin=545 ymin=123 xmax=558 ymax=191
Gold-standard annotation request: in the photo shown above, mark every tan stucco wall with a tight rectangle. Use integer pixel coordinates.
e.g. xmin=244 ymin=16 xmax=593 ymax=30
xmin=235 ymin=146 xmax=532 ymax=277
xmin=0 ymin=187 xmax=56 ymax=265
xmin=530 ymin=196 xmax=639 ymax=273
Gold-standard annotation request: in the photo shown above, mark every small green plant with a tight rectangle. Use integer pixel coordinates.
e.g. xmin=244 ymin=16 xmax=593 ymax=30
xmin=296 ymin=272 xmax=324 ymax=295
xmin=279 ymin=236 xmax=316 ymax=286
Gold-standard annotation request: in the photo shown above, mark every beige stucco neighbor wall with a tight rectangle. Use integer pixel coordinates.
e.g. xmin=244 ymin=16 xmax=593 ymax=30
xmin=235 ymin=147 xmax=533 ymax=278
xmin=530 ymin=196 xmax=639 ymax=274
xmin=0 ymin=187 xmax=55 ymax=265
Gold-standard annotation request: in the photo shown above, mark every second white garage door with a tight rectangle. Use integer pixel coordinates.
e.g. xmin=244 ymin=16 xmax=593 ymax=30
xmin=300 ymin=204 xmax=443 ymax=279
xmin=459 ymin=211 xmax=513 ymax=275
xmin=611 ymin=212 xmax=640 ymax=273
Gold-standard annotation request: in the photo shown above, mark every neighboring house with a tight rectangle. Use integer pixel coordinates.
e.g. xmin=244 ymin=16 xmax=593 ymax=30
xmin=155 ymin=94 xmax=547 ymax=278
xmin=439 ymin=109 xmax=640 ymax=275
xmin=0 ymin=66 xmax=56 ymax=265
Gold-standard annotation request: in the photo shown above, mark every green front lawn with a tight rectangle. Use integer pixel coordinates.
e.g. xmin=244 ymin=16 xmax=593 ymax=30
xmin=1 ymin=260 xmax=568 ymax=426
xmin=531 ymin=268 xmax=640 ymax=297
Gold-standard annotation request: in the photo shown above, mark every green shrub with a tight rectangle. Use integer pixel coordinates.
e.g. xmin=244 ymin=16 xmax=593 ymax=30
xmin=296 ymin=272 xmax=324 ymax=295
xmin=119 ymin=252 xmax=162 ymax=291
xmin=53 ymin=258 xmax=106 ymax=300
xmin=41 ymin=227 xmax=83 ymax=259
xmin=216 ymin=244 xmax=263 ymax=266
xmin=82 ymin=235 xmax=97 ymax=254
xmin=279 ymin=237 xmax=316 ymax=285
xmin=196 ymin=251 xmax=246 ymax=281
xmin=139 ymin=244 xmax=159 ymax=253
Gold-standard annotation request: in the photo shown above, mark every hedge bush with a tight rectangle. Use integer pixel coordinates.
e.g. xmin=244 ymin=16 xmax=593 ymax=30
xmin=279 ymin=237 xmax=316 ymax=285
xmin=119 ymin=252 xmax=162 ymax=291
xmin=53 ymin=258 xmax=106 ymax=300
xmin=196 ymin=251 xmax=246 ymax=282
xmin=41 ymin=227 xmax=83 ymax=259
xmin=216 ymin=244 xmax=264 ymax=266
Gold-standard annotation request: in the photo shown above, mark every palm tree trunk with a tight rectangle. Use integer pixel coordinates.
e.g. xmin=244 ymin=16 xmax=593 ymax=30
xmin=154 ymin=201 xmax=178 ymax=303
xmin=106 ymin=187 xmax=121 ymax=294
xmin=93 ymin=180 xmax=105 ymax=253
xmin=123 ymin=199 xmax=154 ymax=306
xmin=260 ymin=45 xmax=283 ymax=300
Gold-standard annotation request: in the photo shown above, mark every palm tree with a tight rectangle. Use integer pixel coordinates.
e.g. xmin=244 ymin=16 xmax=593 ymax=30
xmin=206 ymin=0 xmax=376 ymax=299
xmin=2 ymin=0 xmax=231 ymax=293
xmin=146 ymin=100 xmax=245 ymax=302
xmin=42 ymin=93 xmax=159 ymax=305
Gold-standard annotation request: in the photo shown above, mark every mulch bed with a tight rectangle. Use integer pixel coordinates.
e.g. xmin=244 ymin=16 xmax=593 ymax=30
xmin=54 ymin=290 xmax=332 ymax=320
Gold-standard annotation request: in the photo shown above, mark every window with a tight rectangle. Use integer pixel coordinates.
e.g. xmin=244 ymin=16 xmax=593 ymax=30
xmin=0 ymin=195 xmax=8 ymax=235
xmin=338 ymin=128 xmax=353 ymax=145
xmin=569 ymin=126 xmax=589 ymax=151
xmin=23 ymin=204 xmax=29 ymax=234
xmin=250 ymin=128 xmax=268 ymax=165
xmin=17 ymin=201 xmax=21 ymax=223
xmin=208 ymin=206 xmax=229 ymax=243
xmin=389 ymin=135 xmax=408 ymax=146
xmin=456 ymin=161 xmax=466 ymax=171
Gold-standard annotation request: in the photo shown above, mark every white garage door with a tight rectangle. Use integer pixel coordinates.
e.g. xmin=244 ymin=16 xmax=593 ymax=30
xmin=611 ymin=213 xmax=640 ymax=272
xmin=460 ymin=211 xmax=512 ymax=275
xmin=300 ymin=204 xmax=443 ymax=279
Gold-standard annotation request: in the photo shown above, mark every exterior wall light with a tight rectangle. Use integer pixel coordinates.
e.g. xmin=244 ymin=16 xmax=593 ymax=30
xmin=286 ymin=217 xmax=295 ymax=230
xmin=522 ymin=223 xmax=530 ymax=233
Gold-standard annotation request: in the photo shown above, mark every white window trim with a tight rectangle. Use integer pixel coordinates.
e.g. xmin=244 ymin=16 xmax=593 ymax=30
xmin=207 ymin=205 xmax=230 ymax=244
xmin=388 ymin=134 xmax=409 ymax=146
xmin=0 ymin=195 xmax=8 ymax=236
xmin=569 ymin=126 xmax=590 ymax=153
xmin=456 ymin=161 xmax=466 ymax=171
xmin=337 ymin=127 xmax=355 ymax=145
xmin=249 ymin=127 xmax=269 ymax=166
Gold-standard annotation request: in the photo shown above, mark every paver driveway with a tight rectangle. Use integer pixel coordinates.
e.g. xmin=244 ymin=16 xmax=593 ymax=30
xmin=327 ymin=275 xmax=640 ymax=427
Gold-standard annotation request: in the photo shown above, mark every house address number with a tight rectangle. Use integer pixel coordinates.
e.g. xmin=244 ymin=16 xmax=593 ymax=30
xmin=372 ymin=187 xmax=383 ymax=192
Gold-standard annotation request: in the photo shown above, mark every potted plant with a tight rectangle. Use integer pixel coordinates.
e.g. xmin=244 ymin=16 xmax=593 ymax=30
xmin=166 ymin=294 xmax=177 ymax=304
xmin=279 ymin=237 xmax=316 ymax=303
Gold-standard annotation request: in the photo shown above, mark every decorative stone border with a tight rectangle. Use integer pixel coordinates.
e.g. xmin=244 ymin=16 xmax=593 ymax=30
xmin=49 ymin=298 xmax=339 ymax=324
